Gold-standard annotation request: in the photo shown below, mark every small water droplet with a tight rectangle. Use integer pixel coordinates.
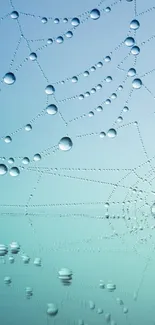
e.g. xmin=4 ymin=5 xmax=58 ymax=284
xmin=29 ymin=52 xmax=37 ymax=61
xmin=9 ymin=167 xmax=20 ymax=177
xmin=71 ymin=17 xmax=80 ymax=26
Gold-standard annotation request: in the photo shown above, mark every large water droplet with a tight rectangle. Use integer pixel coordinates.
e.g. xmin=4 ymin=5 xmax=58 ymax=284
xmin=0 ymin=164 xmax=8 ymax=175
xmin=3 ymin=72 xmax=16 ymax=85
xmin=130 ymin=19 xmax=140 ymax=30
xmin=90 ymin=9 xmax=100 ymax=20
xmin=107 ymin=129 xmax=117 ymax=138
xmin=47 ymin=303 xmax=58 ymax=316
xmin=10 ymin=11 xmax=19 ymax=19
xmin=131 ymin=46 xmax=140 ymax=55
xmin=124 ymin=37 xmax=135 ymax=47
xmin=9 ymin=167 xmax=20 ymax=177
xmin=45 ymin=85 xmax=55 ymax=95
xmin=46 ymin=104 xmax=58 ymax=115
xmin=71 ymin=17 xmax=80 ymax=26
xmin=56 ymin=36 xmax=64 ymax=44
xmin=59 ymin=137 xmax=73 ymax=151
xmin=132 ymin=78 xmax=142 ymax=89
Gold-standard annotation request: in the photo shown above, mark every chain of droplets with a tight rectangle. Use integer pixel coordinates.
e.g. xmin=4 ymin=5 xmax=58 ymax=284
xmin=0 ymin=33 xmax=132 ymax=139
xmin=15 ymin=0 xmax=122 ymax=22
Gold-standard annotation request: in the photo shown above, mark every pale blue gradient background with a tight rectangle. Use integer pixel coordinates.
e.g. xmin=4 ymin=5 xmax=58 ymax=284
xmin=0 ymin=0 xmax=155 ymax=324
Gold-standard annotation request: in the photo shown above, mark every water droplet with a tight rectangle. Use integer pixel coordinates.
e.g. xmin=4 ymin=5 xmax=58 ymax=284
xmin=63 ymin=18 xmax=68 ymax=23
xmin=29 ymin=52 xmax=37 ymax=61
xmin=45 ymin=85 xmax=55 ymax=95
xmin=97 ymin=308 xmax=103 ymax=314
xmin=47 ymin=303 xmax=58 ymax=316
xmin=105 ymin=313 xmax=111 ymax=322
xmin=65 ymin=31 xmax=73 ymax=38
xmin=25 ymin=124 xmax=32 ymax=131
xmin=116 ymin=298 xmax=123 ymax=305
xmin=33 ymin=154 xmax=41 ymax=161
xmin=88 ymin=111 xmax=94 ymax=117
xmin=4 ymin=136 xmax=12 ymax=143
xmin=22 ymin=255 xmax=30 ymax=264
xmin=54 ymin=18 xmax=59 ymax=24
xmin=34 ymin=257 xmax=41 ymax=266
xmin=10 ymin=242 xmax=20 ymax=254
xmin=89 ymin=300 xmax=95 ymax=310
xmin=130 ymin=19 xmax=140 ymax=30
xmin=124 ymin=37 xmax=135 ymax=47
xmin=59 ymin=137 xmax=73 ymax=151
xmin=100 ymin=132 xmax=106 ymax=138
xmin=117 ymin=116 xmax=123 ymax=123
xmin=71 ymin=17 xmax=80 ymax=26
xmin=99 ymin=280 xmax=105 ymax=288
xmin=56 ymin=36 xmax=64 ymax=44
xmin=90 ymin=9 xmax=100 ymax=20
xmin=9 ymin=167 xmax=20 ymax=177
xmin=151 ymin=203 xmax=155 ymax=216
xmin=107 ymin=129 xmax=117 ymax=138
xmin=83 ymin=71 xmax=89 ymax=77
xmin=4 ymin=276 xmax=12 ymax=285
xmin=0 ymin=164 xmax=8 ymax=176
xmin=105 ymin=56 xmax=111 ymax=62
xmin=8 ymin=256 xmax=15 ymax=264
xmin=58 ymin=267 xmax=72 ymax=285
xmin=96 ymin=106 xmax=103 ymax=112
xmin=71 ymin=76 xmax=78 ymax=83
xmin=105 ymin=6 xmax=111 ymax=12
xmin=26 ymin=287 xmax=33 ymax=298
xmin=3 ymin=72 xmax=16 ymax=85
xmin=97 ymin=61 xmax=103 ymax=68
xmin=47 ymin=38 xmax=53 ymax=44
xmin=10 ymin=11 xmax=19 ymax=19
xmin=96 ymin=84 xmax=102 ymax=90
xmin=79 ymin=94 xmax=84 ymax=100
xmin=111 ymin=93 xmax=117 ymax=99
xmin=41 ymin=17 xmax=48 ymax=24
xmin=0 ymin=244 xmax=8 ymax=256
xmin=22 ymin=157 xmax=30 ymax=165
xmin=123 ymin=106 xmax=129 ymax=112
xmin=106 ymin=76 xmax=112 ymax=82
xmin=132 ymin=78 xmax=142 ymax=89
xmin=90 ymin=66 xmax=96 ymax=72
xmin=123 ymin=307 xmax=128 ymax=314
xmin=91 ymin=88 xmax=96 ymax=94
xmin=106 ymin=283 xmax=116 ymax=292
xmin=46 ymin=104 xmax=58 ymax=115
xmin=128 ymin=68 xmax=136 ymax=77
xmin=131 ymin=46 xmax=140 ymax=55
xmin=8 ymin=158 xmax=14 ymax=164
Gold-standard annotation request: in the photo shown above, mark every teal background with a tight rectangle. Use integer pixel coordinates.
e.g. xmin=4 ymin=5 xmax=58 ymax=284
xmin=0 ymin=0 xmax=155 ymax=324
